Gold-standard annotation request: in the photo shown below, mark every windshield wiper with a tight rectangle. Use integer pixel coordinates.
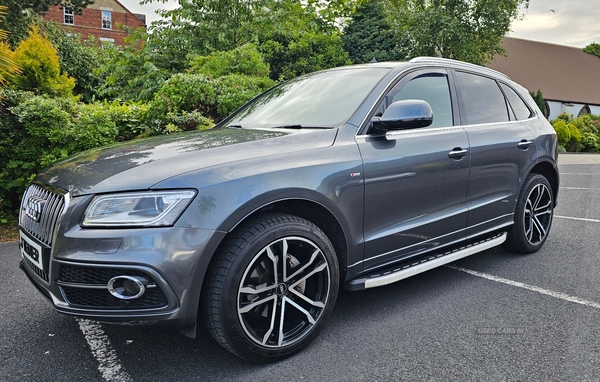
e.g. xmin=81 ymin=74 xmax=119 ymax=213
xmin=223 ymin=124 xmax=243 ymax=129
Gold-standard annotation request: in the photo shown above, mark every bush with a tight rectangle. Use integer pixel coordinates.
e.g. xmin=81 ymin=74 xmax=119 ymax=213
xmin=189 ymin=44 xmax=270 ymax=78
xmin=147 ymin=71 xmax=274 ymax=124
xmin=551 ymin=112 xmax=600 ymax=152
xmin=214 ymin=74 xmax=275 ymax=117
xmin=552 ymin=119 xmax=570 ymax=147
xmin=10 ymin=27 xmax=75 ymax=97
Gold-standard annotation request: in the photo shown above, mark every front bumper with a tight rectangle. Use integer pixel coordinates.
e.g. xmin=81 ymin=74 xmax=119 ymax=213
xmin=19 ymin=224 xmax=225 ymax=329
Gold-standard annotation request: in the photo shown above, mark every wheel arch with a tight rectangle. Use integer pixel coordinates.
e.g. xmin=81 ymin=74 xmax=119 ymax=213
xmin=217 ymin=196 xmax=350 ymax=281
xmin=528 ymin=160 xmax=559 ymax=205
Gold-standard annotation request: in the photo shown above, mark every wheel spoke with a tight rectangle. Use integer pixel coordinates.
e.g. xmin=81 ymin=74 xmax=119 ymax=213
xmin=532 ymin=185 xmax=544 ymax=210
xmin=265 ymin=245 xmax=278 ymax=285
xmin=290 ymin=261 xmax=327 ymax=288
xmin=283 ymin=296 xmax=317 ymax=325
xmin=239 ymin=294 xmax=277 ymax=314
xmin=240 ymin=283 xmax=276 ymax=295
xmin=285 ymin=248 xmax=321 ymax=282
xmin=532 ymin=215 xmax=547 ymax=240
xmin=278 ymin=299 xmax=286 ymax=346
xmin=261 ymin=298 xmax=279 ymax=345
xmin=289 ymin=287 xmax=325 ymax=308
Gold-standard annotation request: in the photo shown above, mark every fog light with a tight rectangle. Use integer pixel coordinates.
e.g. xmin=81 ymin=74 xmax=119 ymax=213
xmin=108 ymin=276 xmax=146 ymax=299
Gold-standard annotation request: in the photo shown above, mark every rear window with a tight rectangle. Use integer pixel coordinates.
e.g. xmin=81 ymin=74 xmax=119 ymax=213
xmin=501 ymin=83 xmax=533 ymax=120
xmin=455 ymin=71 xmax=509 ymax=125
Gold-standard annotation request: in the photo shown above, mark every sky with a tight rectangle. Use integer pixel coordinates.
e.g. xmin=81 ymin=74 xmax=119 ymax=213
xmin=118 ymin=0 xmax=600 ymax=48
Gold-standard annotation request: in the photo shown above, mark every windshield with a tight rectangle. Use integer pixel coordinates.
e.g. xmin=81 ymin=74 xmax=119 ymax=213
xmin=223 ymin=67 xmax=391 ymax=128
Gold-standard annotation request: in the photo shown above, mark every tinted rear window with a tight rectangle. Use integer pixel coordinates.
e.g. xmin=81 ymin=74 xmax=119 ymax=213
xmin=455 ymin=71 xmax=509 ymax=125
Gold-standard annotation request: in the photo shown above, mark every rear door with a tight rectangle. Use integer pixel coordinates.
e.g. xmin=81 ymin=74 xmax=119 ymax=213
xmin=453 ymin=71 xmax=537 ymax=239
xmin=357 ymin=69 xmax=470 ymax=271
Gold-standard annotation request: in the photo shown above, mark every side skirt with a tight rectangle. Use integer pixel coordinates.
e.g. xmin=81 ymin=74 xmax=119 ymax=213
xmin=345 ymin=232 xmax=506 ymax=291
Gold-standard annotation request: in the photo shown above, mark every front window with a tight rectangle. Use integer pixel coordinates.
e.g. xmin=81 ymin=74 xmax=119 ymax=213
xmin=102 ymin=11 xmax=112 ymax=29
xmin=64 ymin=8 xmax=74 ymax=24
xmin=223 ymin=67 xmax=390 ymax=128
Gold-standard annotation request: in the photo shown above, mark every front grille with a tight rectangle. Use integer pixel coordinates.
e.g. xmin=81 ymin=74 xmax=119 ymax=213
xmin=61 ymin=286 xmax=168 ymax=309
xmin=19 ymin=184 xmax=67 ymax=247
xmin=58 ymin=264 xmax=169 ymax=310
xmin=60 ymin=264 xmax=151 ymax=285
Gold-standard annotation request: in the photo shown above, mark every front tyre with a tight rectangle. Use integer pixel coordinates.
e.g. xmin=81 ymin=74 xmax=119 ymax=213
xmin=504 ymin=173 xmax=554 ymax=253
xmin=202 ymin=214 xmax=339 ymax=362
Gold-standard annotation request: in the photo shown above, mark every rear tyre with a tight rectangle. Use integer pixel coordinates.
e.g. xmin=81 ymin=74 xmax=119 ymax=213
xmin=202 ymin=214 xmax=339 ymax=362
xmin=504 ymin=173 xmax=554 ymax=253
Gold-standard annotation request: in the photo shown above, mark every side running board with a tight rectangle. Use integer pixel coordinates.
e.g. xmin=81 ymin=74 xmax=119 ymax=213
xmin=345 ymin=232 xmax=506 ymax=291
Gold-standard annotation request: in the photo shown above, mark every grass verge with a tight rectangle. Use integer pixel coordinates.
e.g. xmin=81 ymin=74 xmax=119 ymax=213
xmin=1 ymin=217 xmax=19 ymax=242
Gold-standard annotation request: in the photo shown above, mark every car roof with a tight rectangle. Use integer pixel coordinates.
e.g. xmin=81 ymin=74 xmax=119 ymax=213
xmin=332 ymin=57 xmax=511 ymax=82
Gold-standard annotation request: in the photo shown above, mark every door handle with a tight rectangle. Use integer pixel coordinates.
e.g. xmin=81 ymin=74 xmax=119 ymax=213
xmin=448 ymin=148 xmax=468 ymax=159
xmin=518 ymin=140 xmax=532 ymax=150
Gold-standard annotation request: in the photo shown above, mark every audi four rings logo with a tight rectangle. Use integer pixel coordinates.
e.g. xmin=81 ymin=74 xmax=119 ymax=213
xmin=25 ymin=196 xmax=46 ymax=222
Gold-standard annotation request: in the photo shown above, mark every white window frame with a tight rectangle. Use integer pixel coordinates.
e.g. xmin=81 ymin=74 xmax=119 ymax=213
xmin=64 ymin=7 xmax=74 ymax=25
xmin=102 ymin=11 xmax=112 ymax=29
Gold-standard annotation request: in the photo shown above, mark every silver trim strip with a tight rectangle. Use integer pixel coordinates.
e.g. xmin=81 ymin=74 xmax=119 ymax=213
xmin=348 ymin=213 xmax=515 ymax=268
xmin=364 ymin=233 xmax=506 ymax=289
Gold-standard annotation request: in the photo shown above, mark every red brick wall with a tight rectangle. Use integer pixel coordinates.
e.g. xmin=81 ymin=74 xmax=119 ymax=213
xmin=43 ymin=6 xmax=145 ymax=46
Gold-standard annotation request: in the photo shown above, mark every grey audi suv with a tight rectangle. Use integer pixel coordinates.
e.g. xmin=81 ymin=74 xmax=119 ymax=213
xmin=18 ymin=57 xmax=558 ymax=362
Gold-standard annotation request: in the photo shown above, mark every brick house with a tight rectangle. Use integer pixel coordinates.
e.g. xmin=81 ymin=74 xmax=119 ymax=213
xmin=42 ymin=0 xmax=146 ymax=46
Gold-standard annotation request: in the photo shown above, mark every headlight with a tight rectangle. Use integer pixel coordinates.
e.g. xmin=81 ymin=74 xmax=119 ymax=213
xmin=82 ymin=190 xmax=196 ymax=227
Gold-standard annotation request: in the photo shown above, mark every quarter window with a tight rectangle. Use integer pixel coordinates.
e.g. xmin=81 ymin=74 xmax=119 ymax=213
xmin=64 ymin=8 xmax=74 ymax=24
xmin=455 ymin=71 xmax=509 ymax=125
xmin=102 ymin=11 xmax=112 ymax=29
xmin=390 ymin=74 xmax=453 ymax=128
xmin=501 ymin=83 xmax=532 ymax=120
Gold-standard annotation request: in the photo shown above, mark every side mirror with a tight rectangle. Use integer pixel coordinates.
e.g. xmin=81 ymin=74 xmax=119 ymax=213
xmin=371 ymin=99 xmax=433 ymax=132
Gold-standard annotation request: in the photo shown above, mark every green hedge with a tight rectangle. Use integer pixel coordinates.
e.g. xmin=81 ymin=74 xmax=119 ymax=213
xmin=0 ymin=90 xmax=215 ymax=218
xmin=551 ymin=113 xmax=600 ymax=153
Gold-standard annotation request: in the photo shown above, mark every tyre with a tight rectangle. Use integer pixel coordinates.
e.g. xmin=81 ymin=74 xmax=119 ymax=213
xmin=202 ymin=214 xmax=339 ymax=362
xmin=504 ymin=173 xmax=554 ymax=253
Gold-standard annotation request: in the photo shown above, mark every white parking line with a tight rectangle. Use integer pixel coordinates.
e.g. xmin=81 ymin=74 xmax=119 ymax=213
xmin=560 ymin=173 xmax=599 ymax=175
xmin=77 ymin=319 xmax=132 ymax=382
xmin=560 ymin=187 xmax=596 ymax=190
xmin=555 ymin=215 xmax=600 ymax=223
xmin=446 ymin=265 xmax=600 ymax=310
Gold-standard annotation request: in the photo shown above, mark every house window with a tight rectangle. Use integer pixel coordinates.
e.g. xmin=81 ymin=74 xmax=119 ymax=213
xmin=579 ymin=105 xmax=591 ymax=117
xmin=64 ymin=8 xmax=74 ymax=24
xmin=102 ymin=11 xmax=112 ymax=29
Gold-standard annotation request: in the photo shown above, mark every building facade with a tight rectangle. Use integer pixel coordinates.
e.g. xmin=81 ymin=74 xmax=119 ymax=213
xmin=42 ymin=0 xmax=145 ymax=46
xmin=487 ymin=37 xmax=600 ymax=120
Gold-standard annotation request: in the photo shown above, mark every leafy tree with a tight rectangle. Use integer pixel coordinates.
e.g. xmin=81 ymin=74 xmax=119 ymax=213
xmin=189 ymin=44 xmax=270 ymax=78
xmin=255 ymin=0 xmax=350 ymax=80
xmin=96 ymin=29 xmax=169 ymax=102
xmin=38 ymin=20 xmax=105 ymax=102
xmin=260 ymin=32 xmax=350 ymax=80
xmin=385 ymin=0 xmax=529 ymax=65
xmin=583 ymin=42 xmax=600 ymax=58
xmin=0 ymin=0 xmax=93 ymax=47
xmin=142 ymin=0 xmax=353 ymax=79
xmin=0 ymin=6 xmax=19 ymax=87
xmin=342 ymin=0 xmax=407 ymax=63
xmin=143 ymin=0 xmax=268 ymax=54
xmin=10 ymin=27 xmax=75 ymax=97
xmin=529 ymin=89 xmax=546 ymax=117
